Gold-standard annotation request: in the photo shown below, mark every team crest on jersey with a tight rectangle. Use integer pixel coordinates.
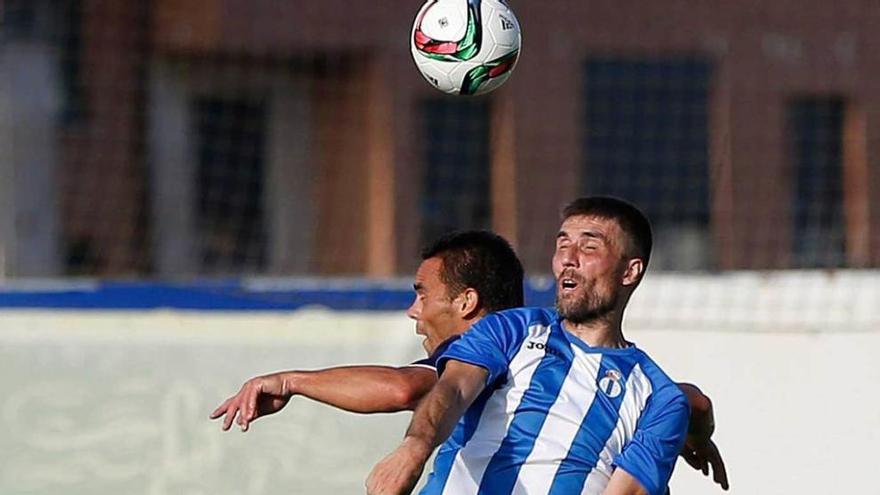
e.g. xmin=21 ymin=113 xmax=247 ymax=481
xmin=597 ymin=369 xmax=624 ymax=398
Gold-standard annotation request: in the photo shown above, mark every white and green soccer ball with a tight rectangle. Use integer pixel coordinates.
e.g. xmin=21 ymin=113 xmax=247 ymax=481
xmin=411 ymin=0 xmax=522 ymax=96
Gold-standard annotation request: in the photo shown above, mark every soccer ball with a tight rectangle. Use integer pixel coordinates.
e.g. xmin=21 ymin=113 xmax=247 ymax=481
xmin=410 ymin=0 xmax=521 ymax=96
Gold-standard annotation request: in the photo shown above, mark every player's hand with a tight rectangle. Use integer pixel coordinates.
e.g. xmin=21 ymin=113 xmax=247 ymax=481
xmin=365 ymin=438 xmax=430 ymax=495
xmin=676 ymin=383 xmax=727 ymax=489
xmin=680 ymin=436 xmax=729 ymax=490
xmin=209 ymin=373 xmax=292 ymax=432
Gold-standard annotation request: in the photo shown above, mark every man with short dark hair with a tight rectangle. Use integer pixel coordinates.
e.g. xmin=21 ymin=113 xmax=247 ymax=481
xmin=367 ymin=197 xmax=711 ymax=495
xmin=210 ymin=230 xmax=524 ymax=426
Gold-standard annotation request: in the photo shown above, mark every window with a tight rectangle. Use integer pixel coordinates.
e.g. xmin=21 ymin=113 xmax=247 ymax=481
xmin=57 ymin=0 xmax=86 ymax=123
xmin=788 ymin=98 xmax=846 ymax=268
xmin=420 ymin=98 xmax=491 ymax=246
xmin=2 ymin=0 xmax=37 ymax=38
xmin=583 ymin=57 xmax=713 ymax=270
xmin=193 ymin=96 xmax=268 ymax=274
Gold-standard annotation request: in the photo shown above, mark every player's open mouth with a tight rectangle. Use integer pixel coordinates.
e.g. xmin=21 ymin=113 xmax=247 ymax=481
xmin=560 ymin=278 xmax=578 ymax=292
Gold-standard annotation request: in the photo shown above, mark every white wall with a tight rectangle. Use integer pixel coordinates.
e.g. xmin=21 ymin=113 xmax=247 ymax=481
xmin=635 ymin=328 xmax=879 ymax=494
xmin=0 ymin=310 xmax=419 ymax=495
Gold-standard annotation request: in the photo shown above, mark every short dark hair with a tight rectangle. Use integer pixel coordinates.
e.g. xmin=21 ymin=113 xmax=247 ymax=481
xmin=421 ymin=230 xmax=524 ymax=312
xmin=561 ymin=196 xmax=653 ymax=267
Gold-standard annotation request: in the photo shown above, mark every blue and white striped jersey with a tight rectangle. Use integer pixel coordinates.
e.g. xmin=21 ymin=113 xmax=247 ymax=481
xmin=422 ymin=307 xmax=689 ymax=495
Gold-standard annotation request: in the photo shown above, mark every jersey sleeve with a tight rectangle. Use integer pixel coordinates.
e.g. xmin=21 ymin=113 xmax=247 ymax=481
xmin=613 ymin=384 xmax=690 ymax=495
xmin=409 ymin=355 xmax=439 ymax=369
xmin=408 ymin=337 xmax=460 ymax=370
xmin=436 ymin=312 xmax=522 ymax=385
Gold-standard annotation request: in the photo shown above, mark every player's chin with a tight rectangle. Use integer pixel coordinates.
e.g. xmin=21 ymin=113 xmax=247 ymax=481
xmin=556 ymin=289 xmax=582 ymax=307
xmin=556 ymin=296 xmax=588 ymax=319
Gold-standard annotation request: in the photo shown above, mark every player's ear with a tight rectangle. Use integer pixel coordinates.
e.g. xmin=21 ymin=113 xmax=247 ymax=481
xmin=458 ymin=287 xmax=481 ymax=319
xmin=621 ymin=258 xmax=644 ymax=287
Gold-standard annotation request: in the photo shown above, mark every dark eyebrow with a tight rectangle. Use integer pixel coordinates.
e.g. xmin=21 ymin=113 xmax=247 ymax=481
xmin=557 ymin=230 xmax=607 ymax=242
xmin=581 ymin=230 xmax=608 ymax=242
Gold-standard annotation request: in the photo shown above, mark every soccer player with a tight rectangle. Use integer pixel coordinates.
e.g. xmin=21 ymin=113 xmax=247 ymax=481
xmin=210 ymin=231 xmax=524 ymax=426
xmin=366 ymin=197 xmax=703 ymax=495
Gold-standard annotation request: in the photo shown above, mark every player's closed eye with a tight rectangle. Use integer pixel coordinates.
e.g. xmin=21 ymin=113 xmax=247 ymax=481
xmin=578 ymin=240 xmax=599 ymax=251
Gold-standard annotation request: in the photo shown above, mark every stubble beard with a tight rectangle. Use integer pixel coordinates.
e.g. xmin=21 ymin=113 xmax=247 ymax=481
xmin=555 ymin=283 xmax=619 ymax=325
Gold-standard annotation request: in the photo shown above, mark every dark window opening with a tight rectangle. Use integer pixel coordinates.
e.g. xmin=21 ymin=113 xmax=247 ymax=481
xmin=420 ymin=98 xmax=491 ymax=246
xmin=193 ymin=96 xmax=268 ymax=274
xmin=583 ymin=57 xmax=713 ymax=270
xmin=788 ymin=98 xmax=846 ymax=268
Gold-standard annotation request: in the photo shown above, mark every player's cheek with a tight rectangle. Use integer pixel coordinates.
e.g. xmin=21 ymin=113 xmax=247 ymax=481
xmin=550 ymin=254 xmax=563 ymax=277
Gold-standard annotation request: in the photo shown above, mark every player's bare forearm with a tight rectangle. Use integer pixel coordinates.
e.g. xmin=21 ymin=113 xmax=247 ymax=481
xmin=676 ymin=382 xmax=729 ymax=490
xmin=676 ymin=382 xmax=714 ymax=439
xmin=366 ymin=360 xmax=488 ymax=494
xmin=404 ymin=361 xmax=486 ymax=448
xmin=602 ymin=468 xmax=649 ymax=495
xmin=289 ymin=365 xmax=437 ymax=413
xmin=210 ymin=366 xmax=436 ymax=432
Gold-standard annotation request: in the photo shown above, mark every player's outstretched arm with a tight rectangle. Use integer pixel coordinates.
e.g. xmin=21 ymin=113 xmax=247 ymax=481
xmin=286 ymin=365 xmax=438 ymax=413
xmin=366 ymin=360 xmax=488 ymax=495
xmin=676 ymin=383 xmax=729 ymax=490
xmin=209 ymin=365 xmax=437 ymax=432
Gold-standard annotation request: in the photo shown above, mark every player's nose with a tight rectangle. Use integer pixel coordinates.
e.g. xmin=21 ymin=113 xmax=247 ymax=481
xmin=558 ymin=244 xmax=578 ymax=267
xmin=406 ymin=297 xmax=420 ymax=320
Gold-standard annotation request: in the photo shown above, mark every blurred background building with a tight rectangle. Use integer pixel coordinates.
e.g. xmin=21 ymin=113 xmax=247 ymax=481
xmin=2 ymin=0 xmax=878 ymax=279
xmin=3 ymin=3 xmax=880 ymax=495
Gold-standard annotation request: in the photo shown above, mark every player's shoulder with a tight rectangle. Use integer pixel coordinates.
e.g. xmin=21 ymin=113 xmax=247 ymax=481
xmin=483 ymin=307 xmax=558 ymax=328
xmin=630 ymin=348 xmax=686 ymax=401
xmin=465 ymin=307 xmax=557 ymax=343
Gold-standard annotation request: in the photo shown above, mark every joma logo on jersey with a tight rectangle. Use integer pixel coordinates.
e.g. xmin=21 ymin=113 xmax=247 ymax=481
xmin=525 ymin=340 xmax=565 ymax=359
xmin=598 ymin=369 xmax=624 ymax=398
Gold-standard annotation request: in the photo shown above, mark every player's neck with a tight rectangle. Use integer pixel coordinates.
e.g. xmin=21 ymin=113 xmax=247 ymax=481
xmin=561 ymin=314 xmax=628 ymax=349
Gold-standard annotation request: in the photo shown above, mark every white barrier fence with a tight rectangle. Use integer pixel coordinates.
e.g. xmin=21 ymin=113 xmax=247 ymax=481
xmin=1 ymin=272 xmax=878 ymax=494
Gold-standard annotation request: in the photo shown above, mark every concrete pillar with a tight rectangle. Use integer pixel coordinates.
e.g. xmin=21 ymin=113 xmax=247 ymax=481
xmin=490 ymin=90 xmax=519 ymax=247
xmin=266 ymin=77 xmax=315 ymax=274
xmin=364 ymin=56 xmax=396 ymax=277
xmin=0 ymin=41 xmax=62 ymax=277
xmin=148 ymin=62 xmax=198 ymax=276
